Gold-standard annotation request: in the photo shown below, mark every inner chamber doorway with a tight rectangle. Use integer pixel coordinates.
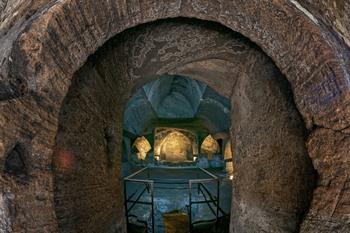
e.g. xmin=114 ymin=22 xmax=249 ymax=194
xmin=122 ymin=74 xmax=233 ymax=232
xmin=53 ymin=19 xmax=315 ymax=233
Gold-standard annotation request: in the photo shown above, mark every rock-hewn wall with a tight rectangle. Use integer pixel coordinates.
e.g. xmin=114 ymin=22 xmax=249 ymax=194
xmin=298 ymin=0 xmax=350 ymax=47
xmin=1 ymin=0 xmax=349 ymax=46
xmin=230 ymin=53 xmax=315 ymax=232
xmin=53 ymin=58 xmax=127 ymax=233
xmin=0 ymin=0 xmax=50 ymax=33
xmin=300 ymin=128 xmax=350 ymax=232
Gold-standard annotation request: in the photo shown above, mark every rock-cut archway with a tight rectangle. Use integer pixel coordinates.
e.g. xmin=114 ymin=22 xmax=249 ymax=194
xmin=0 ymin=1 xmax=349 ymax=233
xmin=54 ymin=19 xmax=314 ymax=233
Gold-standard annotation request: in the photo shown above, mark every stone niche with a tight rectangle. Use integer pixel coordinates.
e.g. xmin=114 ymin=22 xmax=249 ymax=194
xmin=132 ymin=136 xmax=152 ymax=160
xmin=200 ymin=134 xmax=220 ymax=159
xmin=154 ymin=127 xmax=198 ymax=162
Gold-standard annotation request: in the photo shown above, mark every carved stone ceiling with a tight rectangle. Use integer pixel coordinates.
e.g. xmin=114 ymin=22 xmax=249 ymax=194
xmin=123 ymin=75 xmax=230 ymax=135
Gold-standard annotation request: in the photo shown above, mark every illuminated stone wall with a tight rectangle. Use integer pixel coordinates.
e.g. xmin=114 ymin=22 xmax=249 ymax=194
xmin=133 ymin=136 xmax=151 ymax=160
xmin=224 ymin=141 xmax=233 ymax=160
xmin=154 ymin=128 xmax=198 ymax=161
xmin=200 ymin=134 xmax=220 ymax=159
xmin=224 ymin=141 xmax=234 ymax=174
xmin=159 ymin=131 xmax=192 ymax=162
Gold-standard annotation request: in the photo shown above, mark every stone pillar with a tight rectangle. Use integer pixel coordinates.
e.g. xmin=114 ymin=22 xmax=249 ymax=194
xmin=230 ymin=59 xmax=315 ymax=233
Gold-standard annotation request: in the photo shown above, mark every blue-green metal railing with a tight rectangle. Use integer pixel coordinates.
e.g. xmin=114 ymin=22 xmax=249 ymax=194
xmin=123 ymin=167 xmax=221 ymax=233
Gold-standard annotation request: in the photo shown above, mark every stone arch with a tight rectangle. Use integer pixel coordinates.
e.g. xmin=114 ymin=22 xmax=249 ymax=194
xmin=53 ymin=19 xmax=314 ymax=233
xmin=7 ymin=0 xmax=349 ymax=130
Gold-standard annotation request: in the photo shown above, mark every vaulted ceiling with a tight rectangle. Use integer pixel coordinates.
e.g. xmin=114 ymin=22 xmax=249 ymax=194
xmin=123 ymin=75 xmax=230 ymax=135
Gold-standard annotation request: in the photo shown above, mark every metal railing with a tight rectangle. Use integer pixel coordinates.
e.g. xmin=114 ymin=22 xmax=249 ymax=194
xmin=123 ymin=167 xmax=221 ymax=233
xmin=189 ymin=168 xmax=220 ymax=232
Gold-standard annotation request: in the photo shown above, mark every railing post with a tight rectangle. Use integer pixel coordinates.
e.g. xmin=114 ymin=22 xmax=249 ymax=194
xmin=189 ymin=180 xmax=192 ymax=233
xmin=124 ymin=180 xmax=129 ymax=233
xmin=151 ymin=181 xmax=155 ymax=233
xmin=216 ymin=178 xmax=220 ymax=230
